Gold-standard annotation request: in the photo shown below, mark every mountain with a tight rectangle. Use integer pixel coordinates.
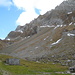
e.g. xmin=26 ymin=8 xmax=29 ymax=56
xmin=0 ymin=0 xmax=75 ymax=61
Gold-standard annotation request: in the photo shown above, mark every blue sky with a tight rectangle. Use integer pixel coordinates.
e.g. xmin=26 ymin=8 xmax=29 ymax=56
xmin=0 ymin=6 xmax=24 ymax=39
xmin=0 ymin=0 xmax=64 ymax=39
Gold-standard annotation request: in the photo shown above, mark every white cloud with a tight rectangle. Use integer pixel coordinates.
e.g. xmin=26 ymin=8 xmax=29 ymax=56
xmin=12 ymin=0 xmax=64 ymax=25
xmin=16 ymin=11 xmax=38 ymax=25
xmin=0 ymin=0 xmax=12 ymax=7
xmin=12 ymin=0 xmax=35 ymax=10
xmin=34 ymin=0 xmax=64 ymax=15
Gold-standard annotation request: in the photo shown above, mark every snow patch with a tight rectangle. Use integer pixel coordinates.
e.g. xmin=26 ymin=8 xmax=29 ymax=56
xmin=35 ymin=47 xmax=38 ymax=49
xmin=6 ymin=38 xmax=10 ymax=40
xmin=22 ymin=36 xmax=30 ymax=40
xmin=17 ymin=30 xmax=23 ymax=33
xmin=27 ymin=36 xmax=30 ymax=38
xmin=54 ymin=25 xmax=63 ymax=29
xmin=44 ymin=36 xmax=49 ymax=40
xmin=67 ymin=33 xmax=75 ymax=36
xmin=40 ymin=25 xmax=54 ymax=28
xmin=69 ymin=22 xmax=73 ymax=25
xmin=51 ymin=39 xmax=62 ymax=45
xmin=54 ymin=25 xmax=67 ymax=29
xmin=67 ymin=60 xmax=71 ymax=62
xmin=67 ymin=12 xmax=72 ymax=14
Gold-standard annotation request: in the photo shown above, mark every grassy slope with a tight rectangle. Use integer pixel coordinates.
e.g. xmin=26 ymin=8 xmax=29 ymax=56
xmin=0 ymin=54 xmax=70 ymax=75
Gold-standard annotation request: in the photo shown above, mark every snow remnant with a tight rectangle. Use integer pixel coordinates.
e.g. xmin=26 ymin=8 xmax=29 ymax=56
xmin=54 ymin=25 xmax=63 ymax=29
xmin=35 ymin=47 xmax=38 ymax=49
xmin=67 ymin=12 xmax=72 ymax=14
xmin=7 ymin=38 xmax=10 ymax=40
xmin=69 ymin=22 xmax=73 ymax=25
xmin=17 ymin=30 xmax=23 ymax=33
xmin=27 ymin=36 xmax=30 ymax=38
xmin=44 ymin=36 xmax=49 ymax=40
xmin=51 ymin=39 xmax=62 ymax=45
xmin=67 ymin=33 xmax=75 ymax=36
xmin=40 ymin=25 xmax=54 ymax=28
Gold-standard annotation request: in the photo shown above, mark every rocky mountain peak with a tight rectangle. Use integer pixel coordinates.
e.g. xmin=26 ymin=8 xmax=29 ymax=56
xmin=55 ymin=0 xmax=75 ymax=11
xmin=15 ymin=25 xmax=24 ymax=31
xmin=5 ymin=0 xmax=75 ymax=41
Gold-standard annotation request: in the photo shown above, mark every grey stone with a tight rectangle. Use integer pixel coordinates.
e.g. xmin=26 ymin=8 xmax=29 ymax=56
xmin=6 ymin=58 xmax=20 ymax=65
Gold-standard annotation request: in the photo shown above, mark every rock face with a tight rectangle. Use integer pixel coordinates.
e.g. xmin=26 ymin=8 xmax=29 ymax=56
xmin=6 ymin=58 xmax=20 ymax=65
xmin=1 ymin=0 xmax=75 ymax=61
xmin=0 ymin=39 xmax=14 ymax=50
xmin=5 ymin=24 xmax=38 ymax=41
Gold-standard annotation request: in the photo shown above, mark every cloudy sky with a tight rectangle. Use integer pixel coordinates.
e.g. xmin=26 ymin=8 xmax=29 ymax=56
xmin=0 ymin=0 xmax=65 ymax=39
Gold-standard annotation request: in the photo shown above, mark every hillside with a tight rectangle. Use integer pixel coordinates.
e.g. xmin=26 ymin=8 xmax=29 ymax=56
xmin=0 ymin=54 xmax=69 ymax=75
xmin=0 ymin=0 xmax=75 ymax=62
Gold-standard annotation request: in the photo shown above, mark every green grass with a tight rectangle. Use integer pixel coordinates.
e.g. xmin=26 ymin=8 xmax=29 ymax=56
xmin=0 ymin=54 xmax=71 ymax=75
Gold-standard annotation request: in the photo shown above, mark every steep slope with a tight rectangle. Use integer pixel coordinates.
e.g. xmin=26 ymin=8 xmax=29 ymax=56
xmin=0 ymin=39 xmax=6 ymax=50
xmin=1 ymin=24 xmax=75 ymax=61
xmin=0 ymin=0 xmax=75 ymax=61
xmin=0 ymin=39 xmax=18 ymax=50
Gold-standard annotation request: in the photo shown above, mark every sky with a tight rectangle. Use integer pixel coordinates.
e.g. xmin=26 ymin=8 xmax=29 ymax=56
xmin=0 ymin=0 xmax=65 ymax=39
